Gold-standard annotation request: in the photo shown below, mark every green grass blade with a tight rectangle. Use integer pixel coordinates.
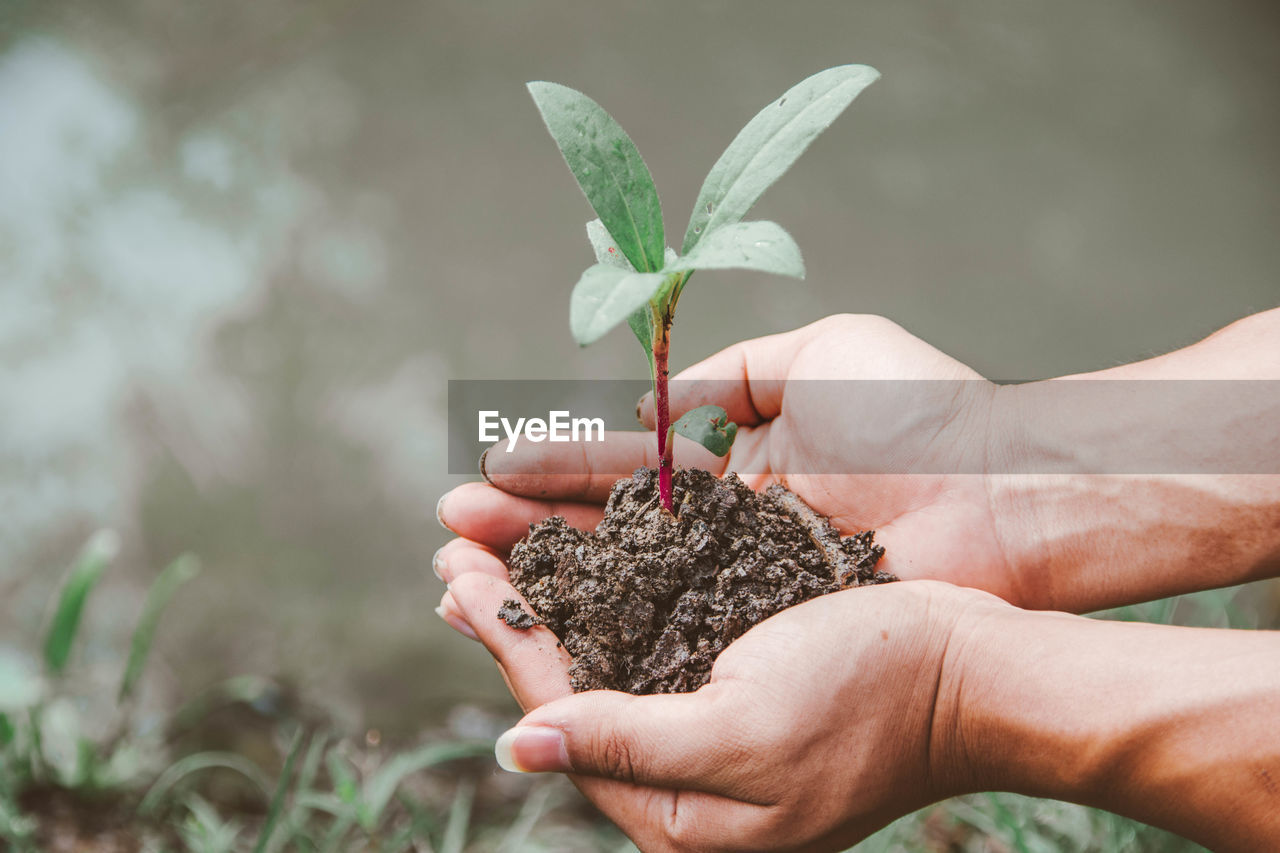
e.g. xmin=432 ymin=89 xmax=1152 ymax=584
xmin=253 ymin=727 xmax=304 ymax=853
xmin=683 ymin=65 xmax=879 ymax=254
xmin=320 ymin=812 xmax=355 ymax=853
xmin=295 ymin=731 xmax=328 ymax=797
xmin=139 ymin=752 xmax=271 ymax=816
xmin=569 ymin=264 xmax=668 ymax=346
xmin=44 ymin=530 xmax=120 ymax=676
xmin=440 ymin=778 xmax=475 ymax=853
xmin=118 ymin=553 xmax=201 ymax=703
xmin=528 ymin=81 xmax=665 ymax=273
xmin=359 ymin=740 xmax=492 ymax=833
xmin=498 ymin=782 xmax=556 ymax=853
xmin=668 ymin=220 xmax=805 ymax=279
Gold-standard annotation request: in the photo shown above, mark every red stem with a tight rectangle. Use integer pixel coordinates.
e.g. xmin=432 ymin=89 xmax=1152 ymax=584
xmin=654 ymin=326 xmax=673 ymax=513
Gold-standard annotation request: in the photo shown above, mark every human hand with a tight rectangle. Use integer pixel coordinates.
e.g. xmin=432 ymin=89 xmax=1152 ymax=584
xmin=441 ymin=314 xmax=1027 ymax=604
xmin=437 ymin=540 xmax=1280 ymax=852
xmin=439 ymin=561 xmax=1005 ymax=852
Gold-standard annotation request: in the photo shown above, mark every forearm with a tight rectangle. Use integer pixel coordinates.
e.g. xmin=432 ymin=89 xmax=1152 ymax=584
xmin=938 ymin=607 xmax=1280 ymax=850
xmin=987 ymin=307 xmax=1280 ymax=611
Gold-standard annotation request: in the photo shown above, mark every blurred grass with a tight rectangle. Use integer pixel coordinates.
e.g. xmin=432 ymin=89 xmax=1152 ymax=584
xmin=5 ymin=532 xmax=1256 ymax=850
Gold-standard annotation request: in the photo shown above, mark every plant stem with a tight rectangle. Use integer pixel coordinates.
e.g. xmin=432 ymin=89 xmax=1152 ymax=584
xmin=653 ymin=318 xmax=673 ymax=513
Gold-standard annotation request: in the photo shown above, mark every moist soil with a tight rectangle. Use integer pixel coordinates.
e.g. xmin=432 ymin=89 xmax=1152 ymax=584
xmin=503 ymin=467 xmax=893 ymax=694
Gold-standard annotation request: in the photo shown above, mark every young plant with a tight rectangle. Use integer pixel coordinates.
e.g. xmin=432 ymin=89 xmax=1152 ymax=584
xmin=528 ymin=65 xmax=879 ymax=512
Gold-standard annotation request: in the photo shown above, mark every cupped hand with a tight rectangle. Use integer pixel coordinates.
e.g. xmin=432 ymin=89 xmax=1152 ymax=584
xmin=437 ymin=547 xmax=1007 ymax=853
xmin=438 ymin=314 xmax=1029 ymax=606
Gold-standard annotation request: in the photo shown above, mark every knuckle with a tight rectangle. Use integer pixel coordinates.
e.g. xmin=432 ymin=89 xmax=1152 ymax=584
xmin=597 ymin=730 xmax=640 ymax=783
xmin=659 ymin=797 xmax=702 ymax=852
xmin=820 ymin=312 xmax=900 ymax=336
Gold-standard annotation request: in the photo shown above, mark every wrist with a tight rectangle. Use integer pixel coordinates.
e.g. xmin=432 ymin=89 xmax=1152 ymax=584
xmin=925 ymin=585 xmax=1024 ymax=798
xmin=933 ymin=603 xmax=1112 ymax=801
xmin=934 ymin=602 xmax=1280 ymax=849
xmin=981 ymin=383 xmax=1081 ymax=611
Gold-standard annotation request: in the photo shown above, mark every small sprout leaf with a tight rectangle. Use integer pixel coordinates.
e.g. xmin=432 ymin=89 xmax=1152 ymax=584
xmin=570 ymin=264 xmax=668 ymax=346
xmin=683 ymin=64 xmax=879 ymax=253
xmin=586 ymin=220 xmax=658 ymax=367
xmin=672 ymin=405 xmax=738 ymax=457
xmin=528 ymin=81 xmax=665 ymax=272
xmin=586 ymin=219 xmax=634 ymax=270
xmin=667 ymin=221 xmax=805 ymax=279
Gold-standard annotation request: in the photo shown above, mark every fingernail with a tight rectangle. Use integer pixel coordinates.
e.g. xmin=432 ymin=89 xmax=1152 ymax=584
xmin=431 ymin=547 xmax=449 ymax=582
xmin=635 ymin=396 xmax=645 ymax=425
xmin=479 ymin=448 xmax=491 ymax=484
xmin=435 ymin=605 xmax=478 ymax=640
xmin=436 ymin=493 xmax=449 ymax=530
xmin=494 ymin=726 xmax=570 ymax=773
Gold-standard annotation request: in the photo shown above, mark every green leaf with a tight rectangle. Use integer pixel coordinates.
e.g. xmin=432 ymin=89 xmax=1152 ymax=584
xmin=683 ymin=64 xmax=879 ymax=254
xmin=119 ymin=553 xmax=200 ymax=703
xmin=672 ymin=405 xmax=738 ymax=457
xmin=528 ymin=81 xmax=664 ymax=272
xmin=626 ymin=307 xmax=656 ymax=374
xmin=587 ymin=220 xmax=658 ymax=371
xmin=585 ymin=219 xmax=633 ymax=270
xmin=668 ymin=221 xmax=805 ymax=278
xmin=569 ymin=264 xmax=668 ymax=346
xmin=44 ymin=530 xmax=120 ymax=676
xmin=326 ymin=752 xmax=358 ymax=805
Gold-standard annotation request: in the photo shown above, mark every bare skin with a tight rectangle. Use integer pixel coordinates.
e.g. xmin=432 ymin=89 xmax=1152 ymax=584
xmin=434 ymin=309 xmax=1280 ymax=851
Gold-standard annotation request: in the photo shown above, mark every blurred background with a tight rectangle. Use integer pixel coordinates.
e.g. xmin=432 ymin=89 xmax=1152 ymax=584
xmin=1 ymin=1 xmax=1277 ymax=848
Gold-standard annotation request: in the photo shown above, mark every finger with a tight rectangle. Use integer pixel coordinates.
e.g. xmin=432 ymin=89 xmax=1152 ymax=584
xmin=432 ymin=539 xmax=509 ymax=585
xmin=496 ymin=687 xmax=774 ymax=804
xmin=596 ymin=787 xmax=783 ymax=853
xmin=436 ymin=590 xmax=478 ymax=641
xmin=637 ymin=322 xmax=821 ymax=429
xmin=445 ymin=571 xmax=573 ymax=711
xmin=437 ymin=482 xmax=604 ymax=550
xmin=481 ymin=432 xmax=727 ymax=503
xmin=447 ymin=579 xmax=783 ymax=848
xmin=431 ymin=538 xmax=505 ymax=583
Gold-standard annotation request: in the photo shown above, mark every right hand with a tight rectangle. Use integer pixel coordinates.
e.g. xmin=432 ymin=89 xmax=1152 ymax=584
xmin=443 ymin=314 xmax=1031 ymax=605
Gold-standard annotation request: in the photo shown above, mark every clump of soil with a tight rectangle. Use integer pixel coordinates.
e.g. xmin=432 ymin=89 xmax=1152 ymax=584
xmin=503 ymin=467 xmax=892 ymax=694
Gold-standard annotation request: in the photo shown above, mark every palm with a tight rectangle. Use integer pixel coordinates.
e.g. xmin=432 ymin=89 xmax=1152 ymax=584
xmin=448 ymin=315 xmax=1021 ymax=605
xmin=720 ymin=317 xmax=1017 ymax=600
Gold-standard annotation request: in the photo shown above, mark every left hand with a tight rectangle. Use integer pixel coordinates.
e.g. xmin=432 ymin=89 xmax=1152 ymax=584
xmin=438 ymin=550 xmax=1007 ymax=853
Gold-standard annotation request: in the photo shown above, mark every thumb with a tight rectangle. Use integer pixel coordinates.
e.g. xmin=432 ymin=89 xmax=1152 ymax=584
xmin=495 ymin=688 xmax=758 ymax=798
xmin=636 ymin=322 xmax=819 ymax=430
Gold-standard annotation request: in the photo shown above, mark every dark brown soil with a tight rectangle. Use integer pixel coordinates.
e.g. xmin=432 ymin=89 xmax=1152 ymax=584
xmin=503 ymin=468 xmax=892 ymax=694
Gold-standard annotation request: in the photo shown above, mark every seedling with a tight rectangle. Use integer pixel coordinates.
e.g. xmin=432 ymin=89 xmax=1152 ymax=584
xmin=528 ymin=65 xmax=879 ymax=512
